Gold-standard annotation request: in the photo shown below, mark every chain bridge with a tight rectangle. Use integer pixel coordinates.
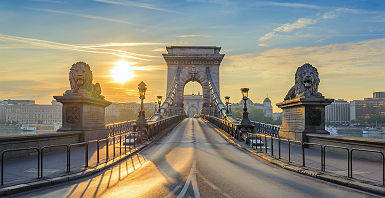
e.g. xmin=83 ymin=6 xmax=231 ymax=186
xmin=0 ymin=46 xmax=383 ymax=198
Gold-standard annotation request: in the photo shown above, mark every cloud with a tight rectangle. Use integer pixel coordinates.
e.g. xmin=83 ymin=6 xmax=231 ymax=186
xmin=259 ymin=32 xmax=277 ymax=41
xmin=30 ymin=8 xmax=132 ymax=24
xmin=258 ymin=43 xmax=269 ymax=47
xmin=229 ymin=38 xmax=385 ymax=77
xmin=259 ymin=18 xmax=317 ymax=41
xmin=261 ymin=1 xmax=321 ymax=9
xmin=152 ymin=48 xmax=167 ymax=52
xmin=0 ymin=33 xmax=162 ymax=59
xmin=274 ymin=18 xmax=317 ymax=32
xmin=322 ymin=11 xmax=337 ymax=19
xmin=186 ymin=0 xmax=235 ymax=6
xmin=94 ymin=0 xmax=175 ymax=13
xmin=178 ymin=34 xmax=212 ymax=38
xmin=223 ymin=38 xmax=385 ymax=110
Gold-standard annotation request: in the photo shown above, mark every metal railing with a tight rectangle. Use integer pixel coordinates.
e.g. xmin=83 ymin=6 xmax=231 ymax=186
xmin=202 ymin=115 xmax=385 ymax=186
xmin=0 ymin=115 xmax=185 ymax=187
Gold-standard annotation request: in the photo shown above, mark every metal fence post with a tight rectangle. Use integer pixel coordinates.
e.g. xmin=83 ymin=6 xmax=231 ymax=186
xmin=113 ymin=136 xmax=116 ymax=159
xmin=288 ymin=141 xmax=291 ymax=163
xmin=97 ymin=140 xmax=100 ymax=164
xmin=85 ymin=142 xmax=89 ymax=168
xmin=106 ymin=138 xmax=109 ymax=163
xmin=278 ymin=138 xmax=281 ymax=159
xmin=302 ymin=143 xmax=305 ymax=167
xmin=271 ymin=136 xmax=274 ymax=156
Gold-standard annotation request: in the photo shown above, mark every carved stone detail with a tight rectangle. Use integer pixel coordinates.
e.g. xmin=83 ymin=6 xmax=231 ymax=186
xmin=65 ymin=105 xmax=80 ymax=124
xmin=64 ymin=62 xmax=105 ymax=99
xmin=284 ymin=63 xmax=323 ymax=100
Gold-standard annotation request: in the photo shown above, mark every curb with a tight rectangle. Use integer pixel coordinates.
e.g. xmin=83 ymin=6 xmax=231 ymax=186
xmin=0 ymin=121 xmax=182 ymax=196
xmin=205 ymin=120 xmax=385 ymax=196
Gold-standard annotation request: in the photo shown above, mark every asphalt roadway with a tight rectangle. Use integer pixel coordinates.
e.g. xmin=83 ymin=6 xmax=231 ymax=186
xmin=12 ymin=118 xmax=381 ymax=198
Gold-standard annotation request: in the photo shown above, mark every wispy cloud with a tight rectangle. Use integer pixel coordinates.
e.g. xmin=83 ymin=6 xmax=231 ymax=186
xmin=260 ymin=1 xmax=321 ymax=9
xmin=30 ymin=0 xmax=64 ymax=4
xmin=30 ymin=8 xmax=132 ymax=24
xmin=94 ymin=0 xmax=175 ymax=13
xmin=178 ymin=34 xmax=212 ymax=38
xmin=322 ymin=11 xmax=337 ymax=19
xmin=0 ymin=33 xmax=162 ymax=59
xmin=81 ymin=42 xmax=165 ymax=48
xmin=258 ymin=43 xmax=269 ymax=47
xmin=224 ymin=38 xmax=385 ymax=106
xmin=186 ymin=0 xmax=235 ymax=6
xmin=259 ymin=18 xmax=317 ymax=41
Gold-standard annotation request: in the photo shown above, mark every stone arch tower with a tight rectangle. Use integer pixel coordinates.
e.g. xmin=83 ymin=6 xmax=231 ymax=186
xmin=163 ymin=46 xmax=224 ymax=115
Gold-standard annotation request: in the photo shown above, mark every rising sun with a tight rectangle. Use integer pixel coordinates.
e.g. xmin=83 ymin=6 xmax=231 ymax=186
xmin=110 ymin=61 xmax=135 ymax=83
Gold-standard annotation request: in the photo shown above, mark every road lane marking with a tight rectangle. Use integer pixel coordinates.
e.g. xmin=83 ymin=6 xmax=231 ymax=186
xmin=191 ymin=160 xmax=201 ymax=198
xmin=176 ymin=161 xmax=200 ymax=198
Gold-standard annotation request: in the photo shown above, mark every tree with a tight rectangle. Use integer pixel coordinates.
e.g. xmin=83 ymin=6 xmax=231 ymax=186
xmin=232 ymin=106 xmax=281 ymax=125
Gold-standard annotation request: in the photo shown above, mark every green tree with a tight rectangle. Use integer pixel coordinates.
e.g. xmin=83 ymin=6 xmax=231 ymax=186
xmin=232 ymin=106 xmax=281 ymax=125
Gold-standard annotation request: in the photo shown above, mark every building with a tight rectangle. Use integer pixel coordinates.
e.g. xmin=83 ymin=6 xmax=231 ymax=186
xmin=184 ymin=93 xmax=203 ymax=117
xmin=272 ymin=112 xmax=282 ymax=121
xmin=105 ymin=102 xmax=157 ymax=124
xmin=325 ymin=99 xmax=350 ymax=124
xmin=1 ymin=100 xmax=35 ymax=105
xmin=232 ymin=97 xmax=273 ymax=118
xmin=1 ymin=100 xmax=62 ymax=125
xmin=350 ymin=92 xmax=385 ymax=121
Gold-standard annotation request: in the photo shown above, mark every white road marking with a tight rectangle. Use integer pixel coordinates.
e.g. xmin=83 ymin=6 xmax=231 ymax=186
xmin=191 ymin=161 xmax=201 ymax=198
xmin=176 ymin=160 xmax=200 ymax=198
xmin=165 ymin=184 xmax=182 ymax=198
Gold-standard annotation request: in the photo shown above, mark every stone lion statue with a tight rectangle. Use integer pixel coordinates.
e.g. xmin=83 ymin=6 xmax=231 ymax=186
xmin=64 ymin=62 xmax=104 ymax=98
xmin=284 ymin=63 xmax=323 ymax=100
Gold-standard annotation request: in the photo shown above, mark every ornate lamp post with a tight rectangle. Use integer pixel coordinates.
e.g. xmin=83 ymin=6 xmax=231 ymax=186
xmin=225 ymin=96 xmax=230 ymax=114
xmin=239 ymin=88 xmax=253 ymax=141
xmin=136 ymin=81 xmax=148 ymax=132
xmin=157 ymin=96 xmax=162 ymax=113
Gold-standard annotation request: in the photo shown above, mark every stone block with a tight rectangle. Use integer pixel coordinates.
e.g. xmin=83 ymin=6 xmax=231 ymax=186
xmin=277 ymin=97 xmax=333 ymax=142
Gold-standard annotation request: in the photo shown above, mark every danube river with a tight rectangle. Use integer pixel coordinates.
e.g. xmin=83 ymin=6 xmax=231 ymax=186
xmin=0 ymin=128 xmax=56 ymax=136
xmin=0 ymin=126 xmax=384 ymax=140
xmin=327 ymin=127 xmax=385 ymax=139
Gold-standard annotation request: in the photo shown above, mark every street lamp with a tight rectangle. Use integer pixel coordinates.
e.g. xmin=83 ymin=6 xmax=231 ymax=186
xmin=239 ymin=88 xmax=253 ymax=141
xmin=225 ymin=96 xmax=230 ymax=114
xmin=136 ymin=81 xmax=148 ymax=133
xmin=157 ymin=96 xmax=162 ymax=113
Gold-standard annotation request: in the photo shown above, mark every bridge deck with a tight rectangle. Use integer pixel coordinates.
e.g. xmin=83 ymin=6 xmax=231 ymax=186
xmin=16 ymin=118 xmax=379 ymax=197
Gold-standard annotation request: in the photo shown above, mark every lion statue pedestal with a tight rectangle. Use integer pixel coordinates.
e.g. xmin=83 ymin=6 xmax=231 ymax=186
xmin=54 ymin=62 xmax=111 ymax=141
xmin=277 ymin=63 xmax=333 ymax=142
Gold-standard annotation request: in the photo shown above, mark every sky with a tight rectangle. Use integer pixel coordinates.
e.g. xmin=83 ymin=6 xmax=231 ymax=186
xmin=1 ymin=0 xmax=385 ymax=112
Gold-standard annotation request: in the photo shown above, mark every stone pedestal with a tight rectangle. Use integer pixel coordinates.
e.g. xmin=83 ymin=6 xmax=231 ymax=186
xmin=276 ymin=97 xmax=333 ymax=142
xmin=54 ymin=95 xmax=111 ymax=141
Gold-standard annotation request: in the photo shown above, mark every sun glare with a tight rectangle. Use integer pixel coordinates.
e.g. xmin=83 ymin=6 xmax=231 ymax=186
xmin=111 ymin=61 xmax=136 ymax=83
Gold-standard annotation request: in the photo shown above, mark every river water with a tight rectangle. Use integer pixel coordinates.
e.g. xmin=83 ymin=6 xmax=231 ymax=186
xmin=327 ymin=127 xmax=385 ymax=139
xmin=0 ymin=126 xmax=384 ymax=140
xmin=0 ymin=128 xmax=56 ymax=136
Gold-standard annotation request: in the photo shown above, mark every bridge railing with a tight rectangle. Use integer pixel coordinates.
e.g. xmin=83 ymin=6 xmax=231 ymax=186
xmin=202 ymin=114 xmax=385 ymax=186
xmin=0 ymin=115 xmax=185 ymax=187
xmin=251 ymin=121 xmax=280 ymax=137
xmin=106 ymin=120 xmax=136 ymax=136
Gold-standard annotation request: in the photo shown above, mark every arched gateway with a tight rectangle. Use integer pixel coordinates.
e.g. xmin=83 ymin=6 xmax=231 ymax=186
xmin=163 ymin=46 xmax=224 ymax=115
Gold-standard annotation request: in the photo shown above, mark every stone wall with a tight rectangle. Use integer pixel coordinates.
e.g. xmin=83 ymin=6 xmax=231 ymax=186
xmin=0 ymin=131 xmax=81 ymax=159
